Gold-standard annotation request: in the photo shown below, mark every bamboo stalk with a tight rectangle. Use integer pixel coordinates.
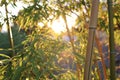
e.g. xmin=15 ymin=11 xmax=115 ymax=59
xmin=107 ymin=0 xmax=116 ymax=79
xmin=57 ymin=0 xmax=81 ymax=79
xmin=95 ymin=35 xmax=108 ymax=79
xmin=63 ymin=15 xmax=75 ymax=51
xmin=83 ymin=3 xmax=108 ymax=79
xmin=63 ymin=14 xmax=81 ymax=80
xmin=84 ymin=0 xmax=99 ymax=80
xmin=5 ymin=2 xmax=15 ymax=56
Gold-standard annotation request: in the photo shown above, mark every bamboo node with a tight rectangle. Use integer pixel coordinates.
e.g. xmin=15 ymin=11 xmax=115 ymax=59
xmin=89 ymin=27 xmax=97 ymax=29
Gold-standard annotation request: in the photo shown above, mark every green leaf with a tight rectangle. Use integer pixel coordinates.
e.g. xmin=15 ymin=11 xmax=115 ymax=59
xmin=4 ymin=63 xmax=13 ymax=80
xmin=33 ymin=66 xmax=40 ymax=80
xmin=12 ymin=66 xmax=25 ymax=80
xmin=0 ymin=59 xmax=11 ymax=65
xmin=0 ymin=54 xmax=10 ymax=59
xmin=0 ymin=65 xmax=7 ymax=72
xmin=0 ymin=0 xmax=6 ymax=6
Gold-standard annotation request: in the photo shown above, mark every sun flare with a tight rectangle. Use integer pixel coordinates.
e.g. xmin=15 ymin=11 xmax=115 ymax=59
xmin=51 ymin=17 xmax=65 ymax=34
xmin=50 ymin=15 xmax=77 ymax=34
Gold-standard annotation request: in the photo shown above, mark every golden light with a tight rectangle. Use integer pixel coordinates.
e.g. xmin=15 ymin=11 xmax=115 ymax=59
xmin=50 ymin=14 xmax=77 ymax=34
xmin=51 ymin=16 xmax=65 ymax=34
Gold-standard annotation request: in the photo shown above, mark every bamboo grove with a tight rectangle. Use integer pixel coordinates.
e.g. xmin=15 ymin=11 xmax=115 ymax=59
xmin=0 ymin=0 xmax=120 ymax=80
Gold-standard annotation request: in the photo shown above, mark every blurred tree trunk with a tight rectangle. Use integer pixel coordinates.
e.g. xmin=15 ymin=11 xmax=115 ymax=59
xmin=84 ymin=0 xmax=99 ymax=80
xmin=107 ymin=0 xmax=116 ymax=80
xmin=5 ymin=2 xmax=15 ymax=56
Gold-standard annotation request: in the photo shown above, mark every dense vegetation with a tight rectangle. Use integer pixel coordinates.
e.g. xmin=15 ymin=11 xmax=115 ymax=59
xmin=0 ymin=0 xmax=120 ymax=80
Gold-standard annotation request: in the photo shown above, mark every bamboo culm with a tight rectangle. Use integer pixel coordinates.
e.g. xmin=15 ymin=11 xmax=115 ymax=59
xmin=84 ymin=0 xmax=99 ymax=80
xmin=107 ymin=0 xmax=116 ymax=79
xmin=5 ymin=2 xmax=15 ymax=57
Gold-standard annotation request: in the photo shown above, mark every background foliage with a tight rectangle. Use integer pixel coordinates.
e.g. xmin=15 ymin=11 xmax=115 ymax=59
xmin=0 ymin=0 xmax=120 ymax=80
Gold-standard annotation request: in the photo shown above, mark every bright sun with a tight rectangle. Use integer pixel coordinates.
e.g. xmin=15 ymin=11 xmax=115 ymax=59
xmin=50 ymin=15 xmax=77 ymax=34
xmin=51 ymin=16 xmax=65 ymax=34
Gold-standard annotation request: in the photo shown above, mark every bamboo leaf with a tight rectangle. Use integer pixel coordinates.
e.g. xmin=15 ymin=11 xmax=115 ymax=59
xmin=12 ymin=66 xmax=25 ymax=80
xmin=0 ymin=65 xmax=7 ymax=72
xmin=0 ymin=54 xmax=10 ymax=59
xmin=0 ymin=59 xmax=11 ymax=65
xmin=33 ymin=66 xmax=40 ymax=80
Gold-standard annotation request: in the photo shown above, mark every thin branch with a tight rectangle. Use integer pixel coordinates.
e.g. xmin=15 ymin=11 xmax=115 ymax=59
xmin=5 ymin=2 xmax=15 ymax=56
